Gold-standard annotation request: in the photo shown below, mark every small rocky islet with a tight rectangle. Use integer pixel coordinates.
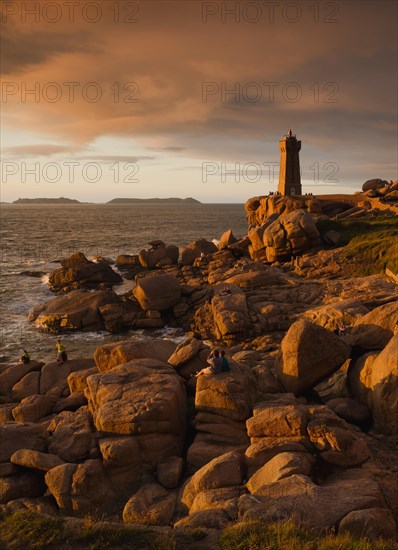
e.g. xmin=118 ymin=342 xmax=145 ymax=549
xmin=1 ymin=182 xmax=398 ymax=547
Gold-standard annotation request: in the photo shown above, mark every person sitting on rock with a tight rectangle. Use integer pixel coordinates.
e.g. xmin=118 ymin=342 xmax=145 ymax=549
xmin=18 ymin=349 xmax=30 ymax=364
xmin=56 ymin=340 xmax=67 ymax=363
xmin=220 ymin=350 xmax=230 ymax=372
xmin=219 ymin=286 xmax=232 ymax=296
xmin=196 ymin=349 xmax=223 ymax=377
xmin=339 ymin=324 xmax=346 ymax=336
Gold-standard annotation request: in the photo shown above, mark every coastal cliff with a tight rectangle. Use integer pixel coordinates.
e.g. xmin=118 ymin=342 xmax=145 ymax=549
xmin=1 ymin=186 xmax=398 ymax=548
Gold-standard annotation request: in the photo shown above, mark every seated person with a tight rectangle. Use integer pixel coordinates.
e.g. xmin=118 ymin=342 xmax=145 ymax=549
xmin=220 ymin=350 xmax=230 ymax=372
xmin=18 ymin=349 xmax=30 ymax=364
xmin=197 ymin=349 xmax=223 ymax=376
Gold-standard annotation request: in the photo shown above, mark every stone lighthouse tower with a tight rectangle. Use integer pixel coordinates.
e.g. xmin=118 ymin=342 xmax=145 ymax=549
xmin=278 ymin=129 xmax=302 ymax=196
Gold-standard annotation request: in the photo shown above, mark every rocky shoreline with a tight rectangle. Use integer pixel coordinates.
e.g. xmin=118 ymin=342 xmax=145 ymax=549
xmin=1 ymin=187 xmax=397 ymax=547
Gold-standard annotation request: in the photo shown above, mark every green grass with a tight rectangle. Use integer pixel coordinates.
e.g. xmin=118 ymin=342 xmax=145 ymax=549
xmin=0 ymin=510 xmax=155 ymax=550
xmin=0 ymin=510 xmax=66 ymax=549
xmin=316 ymin=216 xmax=398 ymax=277
xmin=0 ymin=512 xmax=397 ymax=550
xmin=0 ymin=510 xmax=207 ymax=550
xmin=218 ymin=519 xmax=398 ymax=550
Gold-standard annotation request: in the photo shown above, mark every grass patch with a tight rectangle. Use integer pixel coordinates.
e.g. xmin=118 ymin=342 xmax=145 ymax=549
xmin=71 ymin=515 xmax=147 ymax=550
xmin=316 ymin=216 xmax=398 ymax=277
xmin=0 ymin=510 xmax=66 ymax=549
xmin=219 ymin=519 xmax=313 ymax=550
xmin=0 ymin=510 xmax=157 ymax=550
xmin=1 ymin=512 xmax=397 ymax=550
xmin=218 ymin=519 xmax=398 ymax=550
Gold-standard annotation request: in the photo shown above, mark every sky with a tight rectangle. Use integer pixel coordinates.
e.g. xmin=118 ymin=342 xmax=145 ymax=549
xmin=1 ymin=0 xmax=397 ymax=203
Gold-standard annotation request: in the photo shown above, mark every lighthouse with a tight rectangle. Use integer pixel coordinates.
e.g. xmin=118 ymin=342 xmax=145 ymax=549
xmin=278 ymin=129 xmax=302 ymax=196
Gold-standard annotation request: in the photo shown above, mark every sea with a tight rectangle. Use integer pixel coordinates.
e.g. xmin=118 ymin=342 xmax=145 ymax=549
xmin=0 ymin=204 xmax=248 ymax=364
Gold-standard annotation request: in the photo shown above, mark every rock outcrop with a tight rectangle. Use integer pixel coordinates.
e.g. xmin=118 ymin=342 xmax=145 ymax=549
xmin=349 ymin=334 xmax=398 ymax=434
xmin=276 ymin=319 xmax=351 ymax=395
xmin=187 ymin=362 xmax=256 ymax=469
xmin=31 ymin=289 xmax=121 ymax=333
xmin=49 ymin=252 xmax=122 ymax=292
xmin=133 ymin=273 xmax=181 ymax=311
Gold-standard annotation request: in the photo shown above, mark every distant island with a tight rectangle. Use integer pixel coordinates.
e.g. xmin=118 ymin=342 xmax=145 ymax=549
xmin=13 ymin=197 xmax=81 ymax=204
xmin=11 ymin=197 xmax=201 ymax=205
xmin=107 ymin=197 xmax=201 ymax=204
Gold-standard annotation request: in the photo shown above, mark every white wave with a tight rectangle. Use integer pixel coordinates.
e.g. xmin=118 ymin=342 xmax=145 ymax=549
xmin=114 ymin=278 xmax=134 ymax=295
xmin=41 ymin=275 xmax=50 ymax=285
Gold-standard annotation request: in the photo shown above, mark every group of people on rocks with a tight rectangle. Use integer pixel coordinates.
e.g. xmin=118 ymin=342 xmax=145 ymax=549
xmin=19 ymin=339 xmax=231 ymax=380
xmin=18 ymin=339 xmax=67 ymax=365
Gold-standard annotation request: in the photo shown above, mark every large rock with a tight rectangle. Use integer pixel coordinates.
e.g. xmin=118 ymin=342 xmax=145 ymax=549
xmin=94 ymin=339 xmax=177 ymax=372
xmin=47 ymin=407 xmax=96 ymax=462
xmin=45 ymin=459 xmax=119 ymax=516
xmin=157 ymin=456 xmax=183 ymax=489
xmin=326 ymin=397 xmax=370 ymax=426
xmin=10 ymin=450 xmax=65 ymax=472
xmin=246 ymin=405 xmax=307 ymax=439
xmin=348 ymin=301 xmax=398 ymax=350
xmin=306 ymin=405 xmax=370 ymax=467
xmin=5 ymin=496 xmax=58 ymax=516
xmin=86 ymin=360 xmax=186 ymax=473
xmin=12 ymin=394 xmax=56 ymax=423
xmin=98 ymin=436 xmax=141 ymax=497
xmin=211 ymin=285 xmax=252 ymax=342
xmin=246 ymin=452 xmax=313 ymax=492
xmin=338 ymin=508 xmax=397 ymax=541
xmin=276 ymin=319 xmax=351 ymax=394
xmin=187 ymin=363 xmax=255 ymax=469
xmin=52 ymin=392 xmax=87 ymax=413
xmin=245 ymin=195 xmax=308 ymax=226
xmin=188 ymin=486 xmax=242 ymax=517
xmin=245 ymin=436 xmax=313 ymax=478
xmin=195 ymin=364 xmax=256 ymax=423
xmin=0 ymin=423 xmax=47 ymax=463
xmin=181 ymin=451 xmax=244 ymax=511
xmin=302 ymin=300 xmax=369 ymax=331
xmin=0 ymin=472 xmax=45 ymax=504
xmin=11 ymin=371 xmax=40 ymax=400
xmin=167 ymin=338 xmax=203 ymax=368
xmin=181 ymin=239 xmax=218 ymax=266
xmin=122 ymin=483 xmax=176 ymax=525
xmin=262 ymin=209 xmax=320 ymax=262
xmin=224 ymin=268 xmax=286 ymax=290
xmin=0 ymin=361 xmax=43 ymax=395
xmin=40 ymin=358 xmax=95 ymax=394
xmin=33 ymin=289 xmax=120 ymax=333
xmin=133 ymin=274 xmax=181 ymax=311
xmin=67 ymin=367 xmax=98 ymax=393
xmin=238 ymin=470 xmax=385 ymax=532
xmin=86 ymin=360 xmax=186 ymax=435
xmin=362 ymin=179 xmax=388 ymax=192
xmin=218 ymin=229 xmax=237 ymax=250
xmin=49 ymin=252 xmax=122 ymax=291
xmin=349 ymin=335 xmax=398 ymax=434
xmin=348 ymin=351 xmax=378 ymax=402
xmin=138 ymin=242 xmax=179 ymax=269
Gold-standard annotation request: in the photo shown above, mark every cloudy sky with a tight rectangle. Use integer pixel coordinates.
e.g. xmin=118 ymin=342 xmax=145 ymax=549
xmin=1 ymin=0 xmax=397 ymax=202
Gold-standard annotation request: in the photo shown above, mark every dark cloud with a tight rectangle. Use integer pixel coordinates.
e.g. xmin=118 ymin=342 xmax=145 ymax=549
xmin=1 ymin=0 xmax=397 ymax=196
